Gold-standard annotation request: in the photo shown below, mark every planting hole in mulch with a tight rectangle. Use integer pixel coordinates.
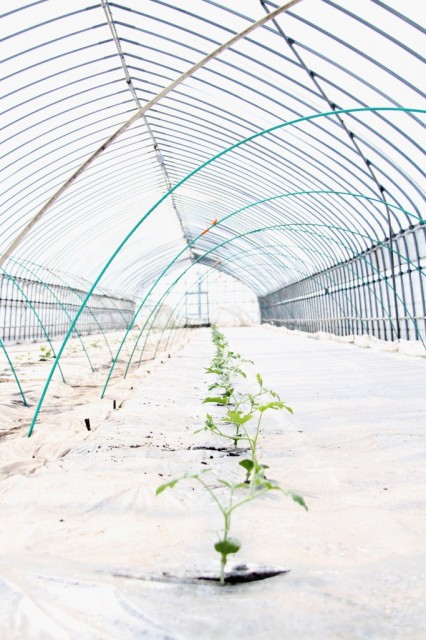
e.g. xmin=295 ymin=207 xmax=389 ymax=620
xmin=190 ymin=445 xmax=249 ymax=457
xmin=110 ymin=564 xmax=289 ymax=586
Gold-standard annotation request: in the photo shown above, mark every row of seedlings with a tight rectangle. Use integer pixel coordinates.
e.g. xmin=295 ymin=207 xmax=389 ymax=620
xmin=157 ymin=325 xmax=307 ymax=585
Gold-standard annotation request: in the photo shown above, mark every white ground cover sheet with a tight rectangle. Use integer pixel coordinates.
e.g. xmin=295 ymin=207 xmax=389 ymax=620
xmin=0 ymin=326 xmax=425 ymax=639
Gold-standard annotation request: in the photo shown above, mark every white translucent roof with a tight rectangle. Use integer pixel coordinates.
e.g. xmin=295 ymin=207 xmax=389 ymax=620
xmin=0 ymin=0 xmax=424 ymax=297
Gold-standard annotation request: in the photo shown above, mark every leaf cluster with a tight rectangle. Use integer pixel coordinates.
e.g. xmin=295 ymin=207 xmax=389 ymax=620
xmin=39 ymin=345 xmax=53 ymax=361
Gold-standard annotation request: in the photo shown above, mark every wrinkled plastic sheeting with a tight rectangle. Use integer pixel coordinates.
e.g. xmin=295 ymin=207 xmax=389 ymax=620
xmin=0 ymin=568 xmax=174 ymax=640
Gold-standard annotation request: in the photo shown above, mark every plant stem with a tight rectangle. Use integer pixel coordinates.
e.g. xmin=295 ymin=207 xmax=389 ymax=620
xmin=219 ymin=554 xmax=226 ymax=585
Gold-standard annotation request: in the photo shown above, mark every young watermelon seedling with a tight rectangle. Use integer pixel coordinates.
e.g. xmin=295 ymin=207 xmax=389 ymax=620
xmin=156 ymin=469 xmax=307 ymax=585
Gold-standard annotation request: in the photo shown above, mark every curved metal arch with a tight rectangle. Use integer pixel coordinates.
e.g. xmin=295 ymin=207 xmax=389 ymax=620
xmin=202 ymin=216 xmax=357 ymax=272
xmin=1 ymin=88 xmax=132 ymax=163
xmin=209 ymin=248 xmax=394 ymax=335
xmin=125 ymin=217 xmax=414 ymax=380
xmin=0 ymin=337 xmax=28 ymax=406
xmin=139 ymin=241 xmax=375 ymax=366
xmin=151 ymin=122 xmax=421 ymax=236
xmin=2 ymin=23 xmax=107 ymax=69
xmin=145 ymin=118 xmax=391 ymax=220
xmin=6 ymin=257 xmax=95 ymax=372
xmin=2 ymin=78 xmax=128 ymax=142
xmin=148 ymin=96 xmax=401 ymax=222
xmin=152 ymin=147 xmax=391 ymax=247
xmin=0 ymin=268 xmax=66 ymax=383
xmin=179 ymin=185 xmax=420 ymax=265
xmin=112 ymin=187 xmax=422 ymax=390
xmin=188 ymin=223 xmax=421 ymax=333
xmin=19 ymin=107 xmax=416 ymax=292
xmin=130 ymin=69 xmax=421 ymax=229
xmin=322 ymin=0 xmax=423 ymax=62
xmin=24 ymin=106 xmax=424 ymax=435
xmin=283 ymin=7 xmax=424 ymax=99
xmin=16 ymin=258 xmax=117 ymax=361
xmin=3 ymin=160 xmax=164 ymax=261
xmin=260 ymin=0 xmax=425 ymax=164
xmin=25 ymin=129 xmax=388 ymax=269
xmin=3 ymin=3 xmax=422 ymax=268
xmin=144 ymin=104 xmax=415 ymax=232
xmin=0 ymin=36 xmax=116 ymax=98
xmin=5 ymin=148 xmax=160 ymax=240
xmin=0 ymin=130 xmax=157 ymax=232
xmin=174 ymin=160 xmax=388 ymax=244
xmin=0 ymin=5 xmax=101 ymax=44
xmin=1 ymin=53 xmax=119 ymax=106
xmin=0 ymin=0 xmax=300 ymax=268
xmin=0 ymin=66 xmax=121 ymax=122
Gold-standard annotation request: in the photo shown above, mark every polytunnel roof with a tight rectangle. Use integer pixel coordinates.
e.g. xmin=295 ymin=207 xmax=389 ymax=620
xmin=0 ymin=0 xmax=425 ymax=298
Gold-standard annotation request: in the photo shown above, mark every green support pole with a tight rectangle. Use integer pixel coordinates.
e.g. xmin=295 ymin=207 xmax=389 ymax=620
xmin=27 ymin=107 xmax=425 ymax=435
xmin=117 ymin=194 xmax=422 ymax=386
xmin=1 ymin=269 xmax=66 ymax=384
xmin=0 ymin=337 xmax=28 ymax=406
xmin=10 ymin=258 xmax=95 ymax=372
xmin=38 ymin=266 xmax=115 ymax=361
xmin=139 ymin=244 xmax=374 ymax=367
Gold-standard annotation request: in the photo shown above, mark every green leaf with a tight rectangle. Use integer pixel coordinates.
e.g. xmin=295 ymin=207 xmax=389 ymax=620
xmin=214 ymin=537 xmax=241 ymax=556
xmin=256 ymin=373 xmax=263 ymax=387
xmin=156 ymin=470 xmax=210 ymax=496
xmin=223 ymin=410 xmax=253 ymax=425
xmin=257 ymin=479 xmax=279 ymax=491
xmin=155 ymin=478 xmax=181 ymax=495
xmin=203 ymin=396 xmax=228 ymax=405
xmin=234 ymin=482 xmax=249 ymax=490
xmin=258 ymin=401 xmax=286 ymax=413
xmin=217 ymin=479 xmax=232 ymax=488
xmin=291 ymin=493 xmax=308 ymax=511
xmin=239 ymin=459 xmax=254 ymax=472
xmin=204 ymin=414 xmax=216 ymax=430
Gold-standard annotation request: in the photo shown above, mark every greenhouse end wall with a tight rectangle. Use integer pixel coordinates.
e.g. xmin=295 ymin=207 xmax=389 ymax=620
xmin=259 ymin=226 xmax=426 ymax=343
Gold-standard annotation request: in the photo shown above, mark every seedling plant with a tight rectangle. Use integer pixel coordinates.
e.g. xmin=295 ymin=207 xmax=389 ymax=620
xmin=157 ymin=468 xmax=306 ymax=585
xmin=156 ymin=325 xmax=307 ymax=585
xmin=202 ymin=342 xmax=293 ymax=482
xmin=39 ymin=345 xmax=53 ymax=361
xmin=204 ymin=327 xmax=252 ymax=405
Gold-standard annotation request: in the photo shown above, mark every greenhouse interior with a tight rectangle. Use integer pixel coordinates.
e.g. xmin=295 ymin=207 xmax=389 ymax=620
xmin=0 ymin=0 xmax=425 ymax=638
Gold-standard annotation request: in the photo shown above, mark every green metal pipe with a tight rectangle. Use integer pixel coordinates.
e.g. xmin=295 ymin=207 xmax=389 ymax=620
xmin=117 ymin=189 xmax=419 ymax=385
xmin=117 ymin=219 xmax=418 ymax=383
xmin=76 ymin=273 xmax=135 ymax=358
xmin=27 ymin=107 xmax=425 ymax=435
xmin=9 ymin=258 xmax=95 ymax=372
xmin=40 ymin=266 xmax=115 ymax=361
xmin=1 ymin=269 xmax=66 ymax=383
xmin=140 ymin=243 xmax=375 ymax=365
xmin=0 ymin=337 xmax=28 ymax=406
